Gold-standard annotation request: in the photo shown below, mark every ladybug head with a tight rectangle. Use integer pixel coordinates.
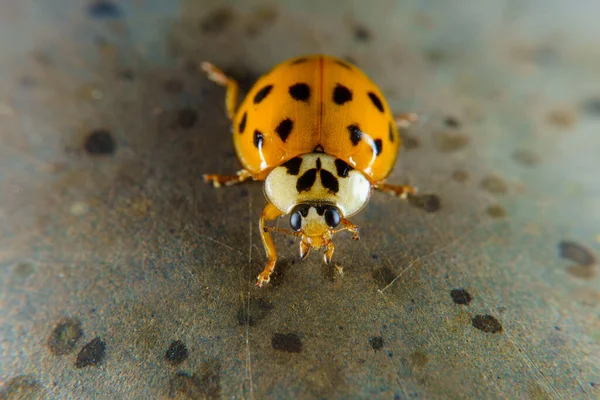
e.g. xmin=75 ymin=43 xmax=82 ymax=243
xmin=288 ymin=203 xmax=341 ymax=259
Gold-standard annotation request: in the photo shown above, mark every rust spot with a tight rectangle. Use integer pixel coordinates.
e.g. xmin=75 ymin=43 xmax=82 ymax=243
xmin=547 ymin=108 xmax=578 ymax=129
xmin=433 ymin=131 xmax=470 ymax=152
xmin=481 ymin=175 xmax=508 ymax=194
xmin=451 ymin=170 xmax=469 ymax=182
xmin=486 ymin=204 xmax=507 ymax=218
xmin=559 ymin=240 xmax=596 ymax=266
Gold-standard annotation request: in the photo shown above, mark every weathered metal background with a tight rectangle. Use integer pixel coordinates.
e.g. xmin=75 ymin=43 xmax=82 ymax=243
xmin=1 ymin=0 xmax=599 ymax=398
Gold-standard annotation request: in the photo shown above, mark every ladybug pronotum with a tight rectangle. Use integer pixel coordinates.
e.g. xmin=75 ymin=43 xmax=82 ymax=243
xmin=201 ymin=55 xmax=418 ymax=287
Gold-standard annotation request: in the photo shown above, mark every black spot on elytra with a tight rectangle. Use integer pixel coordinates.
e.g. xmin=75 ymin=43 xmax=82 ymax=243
xmin=373 ymin=267 xmax=395 ymax=287
xmin=374 ymin=139 xmax=383 ymax=156
xmin=272 ymin=333 xmax=302 ymax=353
xmin=368 ymin=92 xmax=384 ymax=113
xmin=348 ymin=124 xmax=363 ymax=145
xmin=0 ymin=375 xmax=44 ymax=399
xmin=282 ymin=157 xmax=302 ymax=175
xmin=450 ymin=289 xmax=472 ymax=305
xmin=369 ymin=336 xmax=384 ymax=350
xmin=47 ymin=317 xmax=83 ymax=356
xmin=253 ymin=130 xmax=264 ymax=148
xmin=168 ymin=360 xmax=221 ymax=399
xmin=409 ymin=194 xmax=441 ymax=213
xmin=335 ymin=59 xmax=353 ymax=70
xmin=237 ymin=298 xmax=273 ymax=326
xmin=178 ymin=109 xmax=198 ymax=128
xmin=559 ymin=240 xmax=596 ymax=266
xmin=275 ymin=118 xmax=294 ymax=142
xmin=388 ymin=122 xmax=394 ymax=142
xmin=84 ymin=129 xmax=115 ymax=155
xmin=75 ymin=337 xmax=106 ymax=368
xmin=87 ymin=1 xmax=122 ymax=19
xmin=238 ymin=112 xmax=247 ymax=134
xmin=296 ymin=169 xmax=317 ymax=192
xmin=200 ymin=7 xmax=234 ymax=34
xmin=253 ymin=84 xmax=273 ymax=104
xmin=165 ymin=340 xmax=188 ymax=366
xmin=333 ymin=84 xmax=353 ymax=105
xmin=290 ymin=57 xmax=309 ymax=65
xmin=472 ymin=315 xmax=503 ymax=333
xmin=444 ymin=116 xmax=461 ymax=128
xmin=334 ymin=159 xmax=353 ymax=177
xmin=320 ymin=170 xmax=339 ymax=194
xmin=289 ymin=83 xmax=310 ymax=101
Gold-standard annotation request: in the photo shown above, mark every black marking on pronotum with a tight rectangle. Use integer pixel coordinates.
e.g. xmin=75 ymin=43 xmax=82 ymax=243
xmin=238 ymin=112 xmax=247 ymax=134
xmin=374 ymin=139 xmax=383 ymax=156
xmin=333 ymin=84 xmax=352 ymax=105
xmin=253 ymin=85 xmax=273 ymax=104
xmin=253 ymin=130 xmax=264 ymax=148
xmin=320 ymin=170 xmax=339 ymax=194
xmin=296 ymin=169 xmax=317 ymax=192
xmin=289 ymin=83 xmax=310 ymax=101
xmin=388 ymin=121 xmax=394 ymax=142
xmin=348 ymin=124 xmax=363 ymax=146
xmin=290 ymin=57 xmax=309 ymax=65
xmin=316 ymin=158 xmax=322 ymax=170
xmin=313 ymin=145 xmax=324 ymax=153
xmin=334 ymin=159 xmax=354 ymax=177
xmin=368 ymin=92 xmax=384 ymax=113
xmin=334 ymin=60 xmax=352 ymax=70
xmin=275 ymin=118 xmax=293 ymax=142
xmin=282 ymin=157 xmax=302 ymax=175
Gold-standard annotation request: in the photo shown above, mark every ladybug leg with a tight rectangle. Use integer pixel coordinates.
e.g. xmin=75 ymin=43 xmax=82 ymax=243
xmin=257 ymin=203 xmax=285 ymax=287
xmin=394 ymin=112 xmax=419 ymax=129
xmin=200 ymin=61 xmax=239 ymax=120
xmin=323 ymin=241 xmax=335 ymax=264
xmin=374 ymin=182 xmax=417 ymax=199
xmin=203 ymin=169 xmax=255 ymax=188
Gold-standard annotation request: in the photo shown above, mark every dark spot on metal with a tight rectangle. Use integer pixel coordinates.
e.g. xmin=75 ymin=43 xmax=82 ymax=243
xmin=289 ymin=83 xmax=310 ymax=102
xmin=282 ymin=157 xmax=302 ymax=175
xmin=372 ymin=266 xmax=395 ymax=287
xmin=582 ymin=97 xmax=600 ymax=116
xmin=87 ymin=1 xmax=122 ymax=19
xmin=450 ymin=289 xmax=472 ymax=305
xmin=296 ymin=169 xmax=317 ymax=192
xmin=481 ymin=175 xmax=508 ymax=194
xmin=75 ymin=337 xmax=106 ymax=368
xmin=559 ymin=240 xmax=596 ymax=266
xmin=168 ymin=360 xmax=221 ymax=399
xmin=320 ymin=170 xmax=339 ymax=194
xmin=84 ymin=129 xmax=115 ymax=155
xmin=165 ymin=340 xmax=189 ymax=366
xmin=513 ymin=149 xmax=541 ymax=167
xmin=348 ymin=124 xmax=363 ymax=145
xmin=444 ymin=116 xmax=461 ymax=128
xmin=487 ymin=204 xmax=506 ymax=218
xmin=163 ymin=78 xmax=183 ymax=93
xmin=472 ymin=315 xmax=503 ymax=333
xmin=409 ymin=351 xmax=429 ymax=369
xmin=566 ymin=265 xmax=596 ymax=280
xmin=374 ymin=139 xmax=383 ymax=156
xmin=200 ymin=7 xmax=234 ymax=34
xmin=409 ymin=194 xmax=441 ymax=213
xmin=240 ymin=189 xmax=248 ymax=197
xmin=47 ymin=317 xmax=83 ymax=356
xmin=116 ymin=68 xmax=135 ymax=81
xmin=334 ymin=159 xmax=353 ymax=177
xmin=236 ymin=298 xmax=273 ymax=326
xmin=369 ymin=336 xmax=384 ymax=350
xmin=368 ymin=92 xmax=384 ymax=112
xmin=272 ymin=333 xmax=302 ymax=353
xmin=253 ymin=130 xmax=264 ymax=148
xmin=253 ymin=84 xmax=273 ymax=104
xmin=238 ymin=112 xmax=247 ymax=134
xmin=434 ymin=131 xmax=470 ymax=152
xmin=275 ymin=118 xmax=293 ymax=142
xmin=451 ymin=170 xmax=469 ymax=182
xmin=402 ymin=134 xmax=420 ymax=150
xmin=333 ymin=84 xmax=353 ymax=105
xmin=178 ymin=109 xmax=198 ymax=129
xmin=353 ymin=24 xmax=372 ymax=42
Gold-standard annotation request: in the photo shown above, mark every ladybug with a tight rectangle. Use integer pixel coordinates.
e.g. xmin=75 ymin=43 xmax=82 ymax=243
xmin=201 ymin=55 xmax=418 ymax=287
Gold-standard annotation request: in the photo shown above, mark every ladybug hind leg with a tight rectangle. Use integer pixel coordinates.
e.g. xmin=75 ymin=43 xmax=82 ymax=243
xmin=200 ymin=61 xmax=239 ymax=120
xmin=375 ymin=182 xmax=417 ymax=199
xmin=203 ymin=169 xmax=254 ymax=188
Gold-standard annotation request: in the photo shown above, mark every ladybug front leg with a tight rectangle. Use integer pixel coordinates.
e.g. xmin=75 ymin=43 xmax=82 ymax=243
xmin=203 ymin=169 xmax=254 ymax=188
xmin=257 ymin=202 xmax=285 ymax=287
xmin=200 ymin=61 xmax=239 ymax=120
xmin=374 ymin=182 xmax=417 ymax=199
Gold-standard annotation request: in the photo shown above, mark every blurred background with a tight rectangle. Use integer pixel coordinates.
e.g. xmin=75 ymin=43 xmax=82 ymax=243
xmin=1 ymin=0 xmax=599 ymax=398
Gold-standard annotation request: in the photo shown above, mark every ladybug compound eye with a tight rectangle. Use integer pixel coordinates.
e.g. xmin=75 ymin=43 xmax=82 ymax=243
xmin=290 ymin=210 xmax=303 ymax=231
xmin=324 ymin=207 xmax=341 ymax=228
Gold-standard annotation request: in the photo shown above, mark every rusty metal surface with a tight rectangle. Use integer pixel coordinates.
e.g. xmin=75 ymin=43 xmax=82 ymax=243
xmin=1 ymin=1 xmax=599 ymax=399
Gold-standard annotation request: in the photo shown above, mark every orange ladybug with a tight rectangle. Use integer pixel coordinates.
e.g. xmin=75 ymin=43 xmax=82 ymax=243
xmin=201 ymin=55 xmax=418 ymax=287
